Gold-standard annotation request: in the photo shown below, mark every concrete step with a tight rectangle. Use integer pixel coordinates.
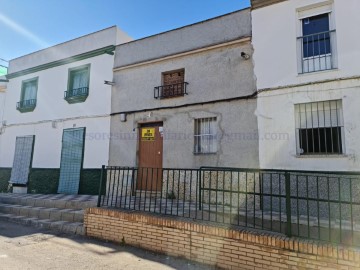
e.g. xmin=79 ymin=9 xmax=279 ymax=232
xmin=0 ymin=203 xmax=84 ymax=223
xmin=0 ymin=213 xmax=85 ymax=235
xmin=135 ymin=191 xmax=161 ymax=198
xmin=0 ymin=193 xmax=97 ymax=210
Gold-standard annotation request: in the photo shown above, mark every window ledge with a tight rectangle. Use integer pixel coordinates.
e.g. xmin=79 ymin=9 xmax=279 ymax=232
xmin=64 ymin=95 xmax=88 ymax=104
xmin=295 ymin=154 xmax=348 ymax=159
xmin=17 ymin=106 xmax=36 ymax=113
xmin=298 ymin=68 xmax=339 ymax=77
xmin=193 ymin=152 xmax=217 ymax=156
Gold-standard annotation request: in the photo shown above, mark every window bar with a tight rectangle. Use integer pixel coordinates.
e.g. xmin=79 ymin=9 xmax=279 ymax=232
xmin=301 ymin=37 xmax=304 ymax=73
xmin=311 ymin=103 xmax=315 ymax=153
xmin=318 ymin=33 xmax=322 ymax=70
xmin=317 ymin=102 xmax=321 ymax=154
xmin=329 ymin=30 xmax=334 ymax=69
xmin=323 ymin=102 xmax=328 ymax=154
xmin=306 ymin=37 xmax=310 ymax=73
xmin=329 ymin=101 xmax=334 ymax=153
xmin=312 ymin=34 xmax=315 ymax=72
xmin=335 ymin=101 xmax=341 ymax=154
xmin=324 ymin=32 xmax=328 ymax=70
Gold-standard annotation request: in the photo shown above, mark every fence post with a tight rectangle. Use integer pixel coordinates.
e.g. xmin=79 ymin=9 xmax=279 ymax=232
xmin=97 ymin=165 xmax=105 ymax=207
xmin=285 ymin=171 xmax=292 ymax=237
xmin=198 ymin=169 xmax=202 ymax=210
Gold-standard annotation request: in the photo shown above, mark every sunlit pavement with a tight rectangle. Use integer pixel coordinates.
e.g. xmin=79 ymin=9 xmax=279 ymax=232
xmin=0 ymin=221 xmax=213 ymax=270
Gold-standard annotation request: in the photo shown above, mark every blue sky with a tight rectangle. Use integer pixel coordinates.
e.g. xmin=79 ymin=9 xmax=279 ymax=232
xmin=0 ymin=0 xmax=250 ymax=62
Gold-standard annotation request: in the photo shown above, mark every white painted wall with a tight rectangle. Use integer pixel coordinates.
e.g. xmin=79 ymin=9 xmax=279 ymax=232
xmin=252 ymin=0 xmax=360 ymax=90
xmin=253 ymin=0 xmax=360 ymax=171
xmin=0 ymin=27 xmax=129 ymax=169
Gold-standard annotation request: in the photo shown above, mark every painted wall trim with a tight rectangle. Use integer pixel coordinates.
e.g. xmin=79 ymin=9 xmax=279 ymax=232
xmin=6 ymin=45 xmax=115 ymax=79
xmin=113 ymin=37 xmax=251 ymax=72
xmin=111 ymin=91 xmax=257 ymax=116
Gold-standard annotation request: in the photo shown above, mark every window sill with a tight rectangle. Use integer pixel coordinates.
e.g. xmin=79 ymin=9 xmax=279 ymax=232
xmin=297 ymin=68 xmax=338 ymax=76
xmin=64 ymin=95 xmax=88 ymax=104
xmin=295 ymin=154 xmax=348 ymax=159
xmin=193 ymin=152 xmax=217 ymax=156
xmin=17 ymin=106 xmax=36 ymax=113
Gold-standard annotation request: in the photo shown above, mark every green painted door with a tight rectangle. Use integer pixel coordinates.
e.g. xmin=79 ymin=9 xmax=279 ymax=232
xmin=57 ymin=128 xmax=85 ymax=194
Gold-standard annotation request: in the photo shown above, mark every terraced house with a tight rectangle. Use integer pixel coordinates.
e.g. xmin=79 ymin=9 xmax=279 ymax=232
xmin=0 ymin=26 xmax=132 ymax=194
xmin=109 ymin=8 xmax=259 ymax=171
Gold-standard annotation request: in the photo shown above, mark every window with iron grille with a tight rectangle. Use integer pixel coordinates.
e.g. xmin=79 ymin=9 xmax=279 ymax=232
xmin=17 ymin=77 xmax=38 ymax=113
xmin=295 ymin=100 xmax=344 ymax=155
xmin=154 ymin=69 xmax=187 ymax=99
xmin=298 ymin=12 xmax=336 ymax=73
xmin=65 ymin=64 xmax=90 ymax=103
xmin=194 ymin=117 xmax=217 ymax=154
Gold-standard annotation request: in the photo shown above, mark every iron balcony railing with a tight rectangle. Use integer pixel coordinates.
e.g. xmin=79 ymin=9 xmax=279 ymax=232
xmin=64 ymin=87 xmax=89 ymax=99
xmin=16 ymin=99 xmax=36 ymax=112
xmin=298 ymin=30 xmax=336 ymax=74
xmin=154 ymin=82 xmax=188 ymax=99
xmin=98 ymin=166 xmax=360 ymax=248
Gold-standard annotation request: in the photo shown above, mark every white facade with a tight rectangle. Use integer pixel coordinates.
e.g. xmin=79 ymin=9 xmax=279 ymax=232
xmin=252 ymin=0 xmax=360 ymax=171
xmin=0 ymin=26 xmax=132 ymax=170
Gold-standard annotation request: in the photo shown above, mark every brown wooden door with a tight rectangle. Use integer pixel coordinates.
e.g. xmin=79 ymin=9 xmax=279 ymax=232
xmin=137 ymin=122 xmax=163 ymax=191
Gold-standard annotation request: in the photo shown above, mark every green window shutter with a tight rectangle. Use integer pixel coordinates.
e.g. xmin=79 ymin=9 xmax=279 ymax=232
xmin=57 ymin=128 xmax=85 ymax=194
xmin=10 ymin=136 xmax=35 ymax=185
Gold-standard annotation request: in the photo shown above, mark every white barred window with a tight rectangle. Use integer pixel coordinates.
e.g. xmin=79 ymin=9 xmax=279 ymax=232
xmin=295 ymin=100 xmax=344 ymax=155
xmin=194 ymin=117 xmax=217 ymax=154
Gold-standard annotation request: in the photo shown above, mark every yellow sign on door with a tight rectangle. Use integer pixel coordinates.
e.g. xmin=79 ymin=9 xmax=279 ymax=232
xmin=141 ymin=128 xmax=155 ymax=141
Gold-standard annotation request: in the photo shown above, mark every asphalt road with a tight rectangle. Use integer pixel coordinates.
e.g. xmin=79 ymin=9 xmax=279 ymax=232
xmin=0 ymin=221 xmax=213 ymax=270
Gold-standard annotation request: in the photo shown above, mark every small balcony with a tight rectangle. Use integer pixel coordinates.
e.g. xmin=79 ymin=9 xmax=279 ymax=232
xmin=64 ymin=87 xmax=89 ymax=104
xmin=16 ymin=99 xmax=36 ymax=113
xmin=154 ymin=82 xmax=188 ymax=99
xmin=298 ymin=30 xmax=336 ymax=74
